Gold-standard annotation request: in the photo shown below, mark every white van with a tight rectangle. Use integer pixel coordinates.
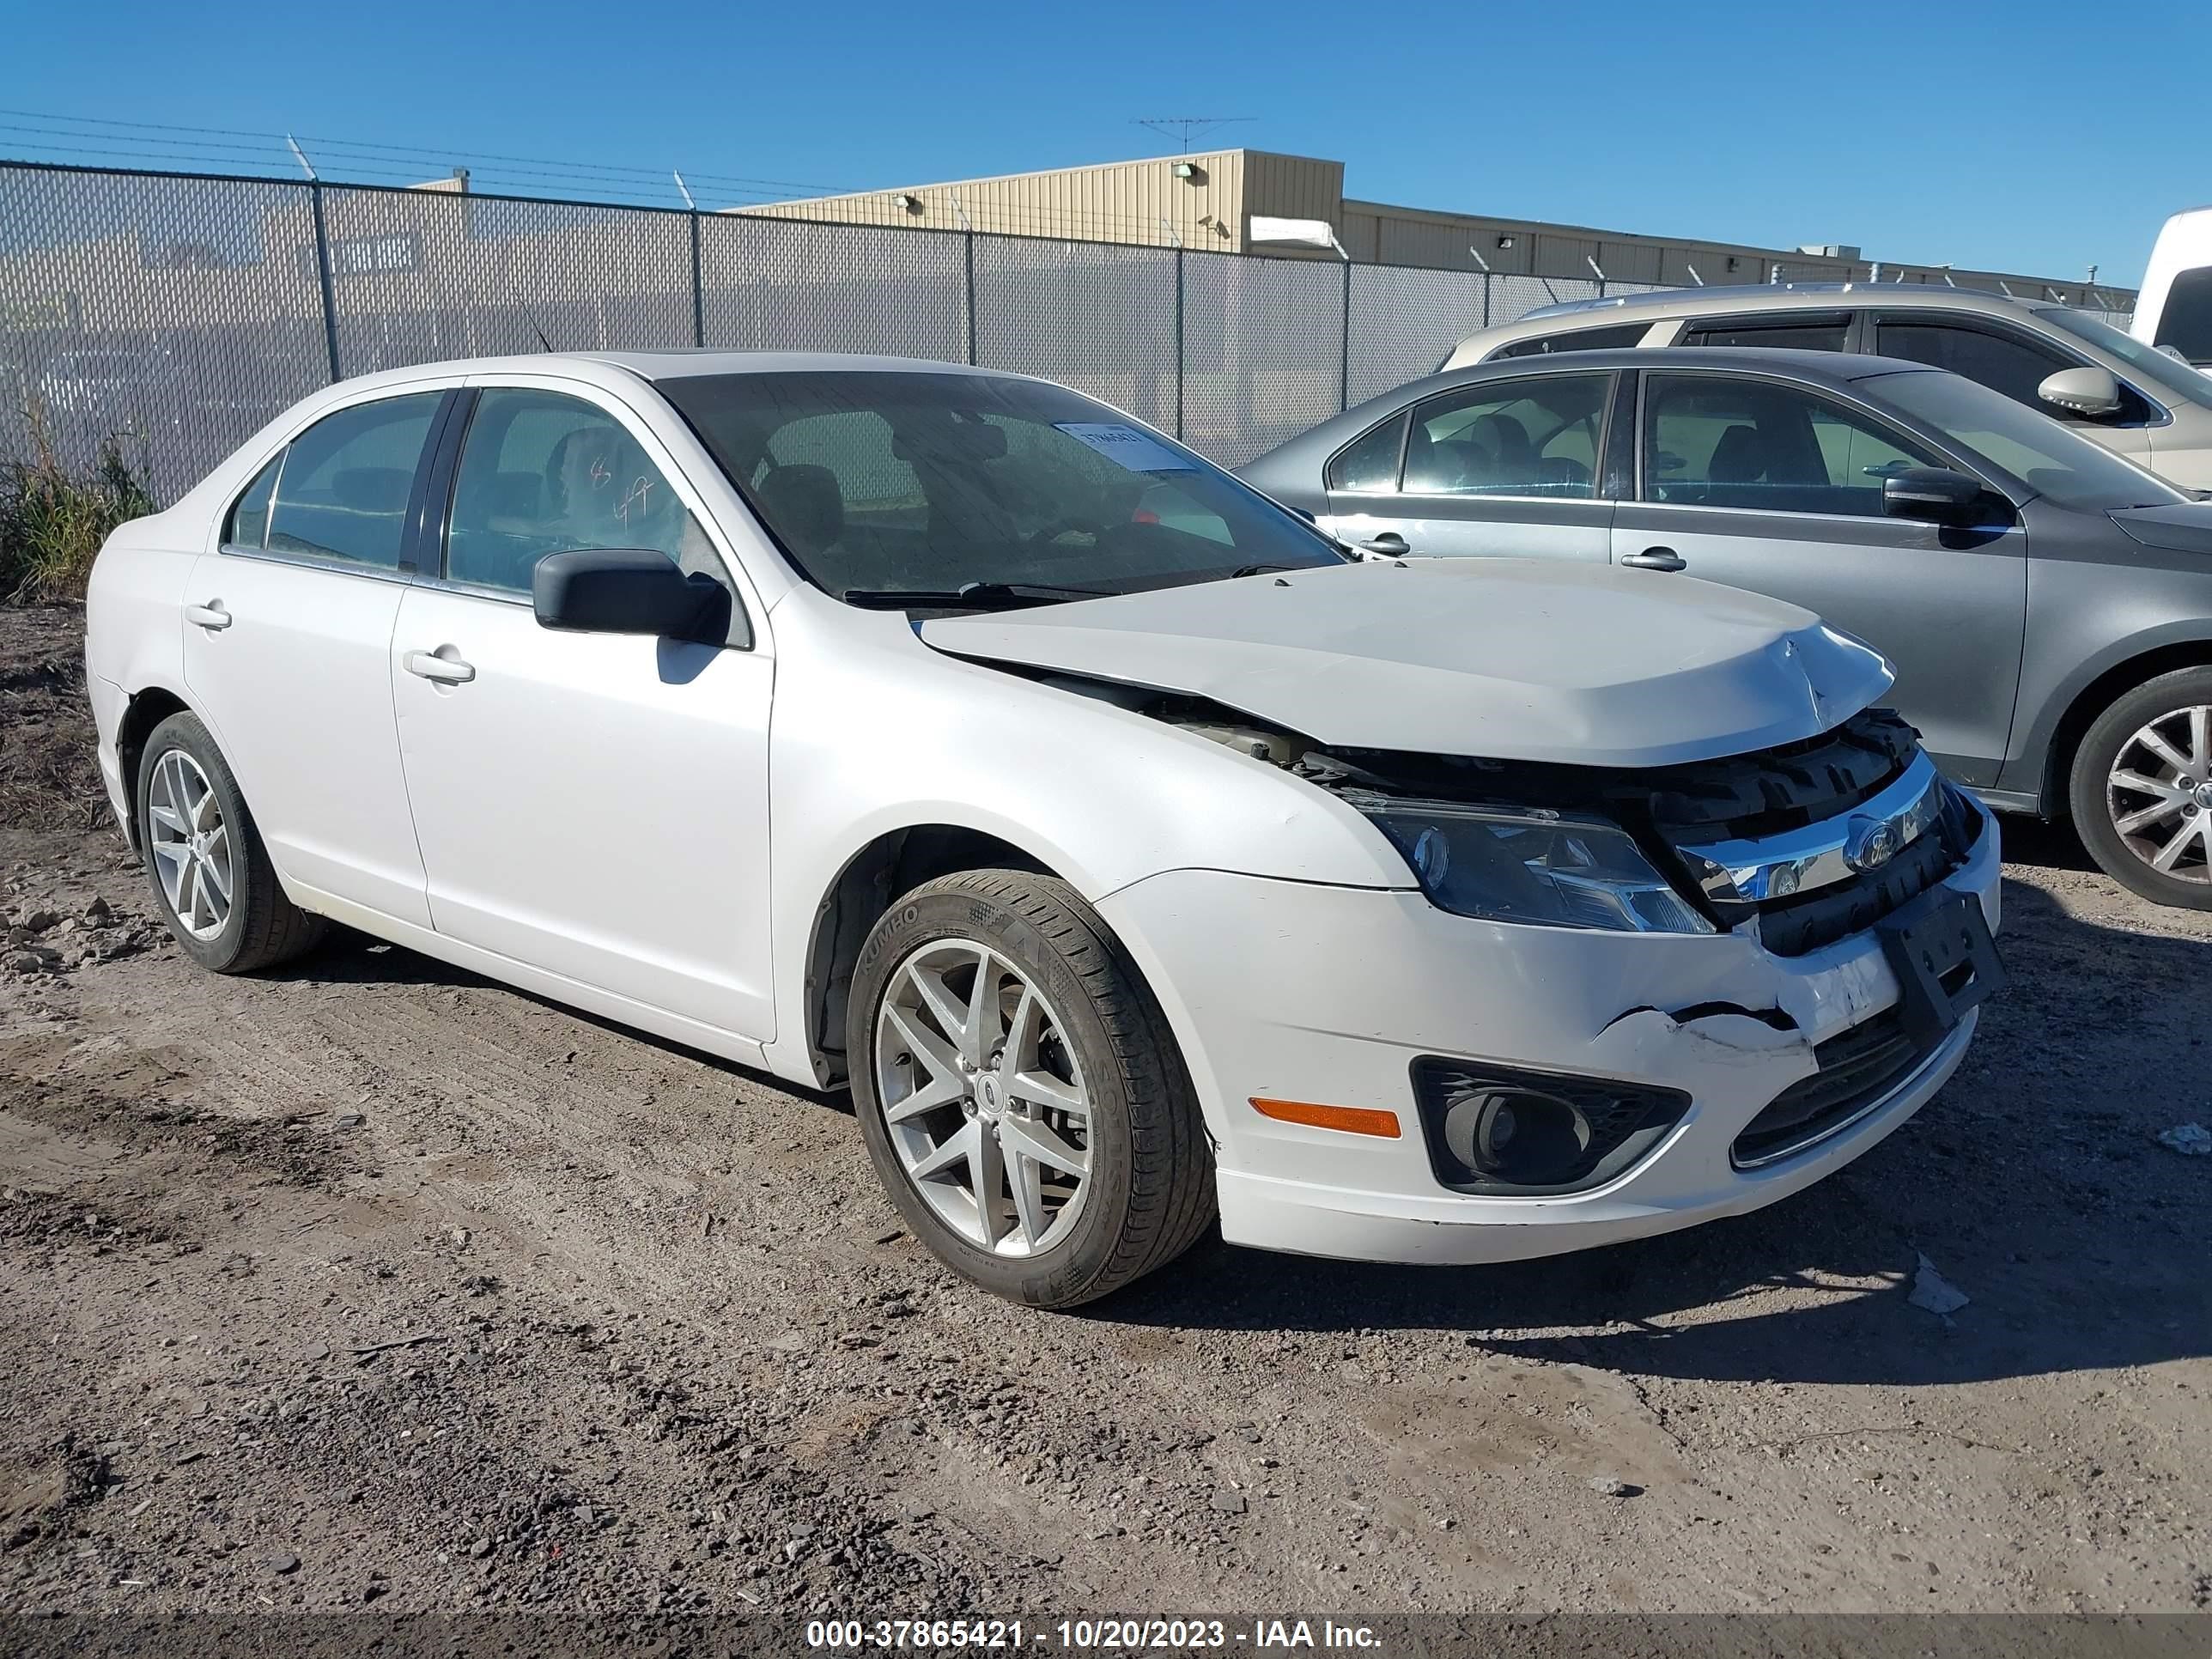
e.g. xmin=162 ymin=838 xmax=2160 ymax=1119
xmin=2134 ymin=208 xmax=2212 ymax=368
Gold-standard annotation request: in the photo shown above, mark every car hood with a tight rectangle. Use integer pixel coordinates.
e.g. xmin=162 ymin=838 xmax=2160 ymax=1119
xmin=918 ymin=560 xmax=1893 ymax=768
xmin=2109 ymin=503 xmax=2212 ymax=554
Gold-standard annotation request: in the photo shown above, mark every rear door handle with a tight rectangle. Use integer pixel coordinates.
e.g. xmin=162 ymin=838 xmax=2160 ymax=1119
xmin=185 ymin=600 xmax=232 ymax=630
xmin=1620 ymin=546 xmax=1686 ymax=572
xmin=404 ymin=649 xmax=476 ymax=684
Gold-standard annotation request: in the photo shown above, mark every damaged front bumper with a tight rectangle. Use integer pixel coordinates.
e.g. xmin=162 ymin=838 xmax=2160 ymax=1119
xmin=1097 ymin=799 xmax=2001 ymax=1267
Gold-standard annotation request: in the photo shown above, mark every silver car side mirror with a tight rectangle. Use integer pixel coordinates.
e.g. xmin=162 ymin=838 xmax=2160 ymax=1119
xmin=2038 ymin=364 xmax=2124 ymax=417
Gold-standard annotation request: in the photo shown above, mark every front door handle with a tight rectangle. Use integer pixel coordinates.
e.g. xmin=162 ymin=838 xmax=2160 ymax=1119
xmin=185 ymin=600 xmax=232 ymax=630
xmin=1620 ymin=546 xmax=1687 ymax=572
xmin=1358 ymin=532 xmax=1410 ymax=555
xmin=404 ymin=649 xmax=477 ymax=685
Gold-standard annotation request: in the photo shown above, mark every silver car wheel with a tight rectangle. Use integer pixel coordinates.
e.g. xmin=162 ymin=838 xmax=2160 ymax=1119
xmin=146 ymin=748 xmax=234 ymax=939
xmin=2106 ymin=704 xmax=2212 ymax=884
xmin=873 ymin=937 xmax=1093 ymax=1257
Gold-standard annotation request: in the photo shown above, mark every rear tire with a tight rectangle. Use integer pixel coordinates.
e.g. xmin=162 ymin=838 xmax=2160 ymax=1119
xmin=847 ymin=870 xmax=1215 ymax=1309
xmin=136 ymin=712 xmax=328 ymax=973
xmin=2068 ymin=666 xmax=2212 ymax=911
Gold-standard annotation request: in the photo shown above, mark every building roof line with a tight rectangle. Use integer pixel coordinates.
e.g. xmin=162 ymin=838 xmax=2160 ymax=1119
xmin=738 ymin=148 xmax=1340 ymax=211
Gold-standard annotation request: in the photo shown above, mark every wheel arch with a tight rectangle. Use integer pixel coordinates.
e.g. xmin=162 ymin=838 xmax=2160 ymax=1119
xmin=2037 ymin=637 xmax=2212 ymax=817
xmin=800 ymin=823 xmax=1072 ymax=1088
xmin=113 ymin=683 xmax=195 ymax=851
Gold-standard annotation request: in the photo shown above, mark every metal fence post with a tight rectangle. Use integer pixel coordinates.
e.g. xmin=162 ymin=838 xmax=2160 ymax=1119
xmin=1482 ymin=271 xmax=1492 ymax=330
xmin=1339 ymin=260 xmax=1352 ymax=412
xmin=964 ymin=232 xmax=978 ymax=367
xmin=307 ymin=179 xmax=342 ymax=382
xmin=689 ymin=211 xmax=705 ymax=347
xmin=1173 ymin=248 xmax=1185 ymax=441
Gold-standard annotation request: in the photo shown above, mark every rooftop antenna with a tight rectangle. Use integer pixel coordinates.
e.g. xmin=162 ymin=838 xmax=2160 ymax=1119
xmin=1133 ymin=117 xmax=1254 ymax=154
xmin=672 ymin=170 xmax=696 ymax=211
xmin=285 ymin=135 xmax=316 ymax=180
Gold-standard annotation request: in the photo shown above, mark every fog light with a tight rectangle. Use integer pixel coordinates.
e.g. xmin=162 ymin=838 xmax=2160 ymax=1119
xmin=1443 ymin=1087 xmax=1593 ymax=1185
xmin=1412 ymin=1058 xmax=1689 ymax=1195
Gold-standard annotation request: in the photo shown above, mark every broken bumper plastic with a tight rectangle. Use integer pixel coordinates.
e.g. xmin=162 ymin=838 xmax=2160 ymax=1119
xmin=1096 ymin=800 xmax=2001 ymax=1267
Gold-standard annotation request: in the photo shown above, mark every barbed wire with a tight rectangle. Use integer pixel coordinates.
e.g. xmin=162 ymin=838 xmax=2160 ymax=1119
xmin=0 ymin=108 xmax=848 ymax=203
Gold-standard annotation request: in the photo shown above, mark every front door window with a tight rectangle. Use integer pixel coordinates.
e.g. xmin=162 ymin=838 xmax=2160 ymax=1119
xmin=1643 ymin=374 xmax=1942 ymax=517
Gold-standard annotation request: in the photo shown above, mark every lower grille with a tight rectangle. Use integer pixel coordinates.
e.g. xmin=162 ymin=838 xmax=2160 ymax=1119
xmin=1731 ymin=1008 xmax=1936 ymax=1168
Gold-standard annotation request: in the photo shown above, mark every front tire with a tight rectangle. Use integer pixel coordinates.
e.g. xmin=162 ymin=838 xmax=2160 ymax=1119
xmin=847 ymin=870 xmax=1215 ymax=1309
xmin=136 ymin=711 xmax=328 ymax=972
xmin=2069 ymin=667 xmax=2212 ymax=910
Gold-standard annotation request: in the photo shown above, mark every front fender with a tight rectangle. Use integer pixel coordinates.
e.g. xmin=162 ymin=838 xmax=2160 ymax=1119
xmin=757 ymin=591 xmax=1412 ymax=1083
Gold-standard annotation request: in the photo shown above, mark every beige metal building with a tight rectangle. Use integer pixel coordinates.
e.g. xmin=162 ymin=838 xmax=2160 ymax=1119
xmin=740 ymin=149 xmax=2134 ymax=310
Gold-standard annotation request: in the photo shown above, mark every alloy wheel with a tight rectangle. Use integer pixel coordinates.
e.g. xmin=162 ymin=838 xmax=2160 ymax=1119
xmin=147 ymin=748 xmax=234 ymax=939
xmin=872 ymin=938 xmax=1093 ymax=1256
xmin=2106 ymin=704 xmax=2212 ymax=885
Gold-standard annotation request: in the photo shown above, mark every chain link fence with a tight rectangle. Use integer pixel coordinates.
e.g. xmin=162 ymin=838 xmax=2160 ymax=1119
xmin=0 ymin=161 xmax=2138 ymax=501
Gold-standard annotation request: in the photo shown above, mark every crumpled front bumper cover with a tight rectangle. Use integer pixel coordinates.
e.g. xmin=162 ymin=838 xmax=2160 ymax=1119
xmin=1097 ymin=800 xmax=2000 ymax=1267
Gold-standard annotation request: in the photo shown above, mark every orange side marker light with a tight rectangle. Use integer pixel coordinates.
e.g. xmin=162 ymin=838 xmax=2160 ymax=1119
xmin=1249 ymin=1097 xmax=1401 ymax=1139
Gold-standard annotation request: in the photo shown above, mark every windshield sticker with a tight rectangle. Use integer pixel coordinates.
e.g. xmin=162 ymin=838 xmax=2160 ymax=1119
xmin=1053 ymin=422 xmax=1195 ymax=471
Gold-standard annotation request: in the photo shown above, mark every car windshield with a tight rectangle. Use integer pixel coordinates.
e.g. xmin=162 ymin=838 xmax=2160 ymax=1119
xmin=1864 ymin=368 xmax=2190 ymax=511
xmin=2035 ymin=307 xmax=2212 ymax=410
xmin=656 ymin=369 xmax=1347 ymax=603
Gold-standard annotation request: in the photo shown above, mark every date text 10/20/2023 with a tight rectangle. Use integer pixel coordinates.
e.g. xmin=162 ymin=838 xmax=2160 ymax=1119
xmin=804 ymin=1620 xmax=1384 ymax=1650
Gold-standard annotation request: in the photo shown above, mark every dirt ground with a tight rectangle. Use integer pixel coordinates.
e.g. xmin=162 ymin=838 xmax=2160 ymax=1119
xmin=0 ymin=598 xmax=2207 ymax=1620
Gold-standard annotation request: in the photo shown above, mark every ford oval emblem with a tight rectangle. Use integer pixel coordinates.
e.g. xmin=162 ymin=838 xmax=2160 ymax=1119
xmin=1844 ymin=814 xmax=1900 ymax=872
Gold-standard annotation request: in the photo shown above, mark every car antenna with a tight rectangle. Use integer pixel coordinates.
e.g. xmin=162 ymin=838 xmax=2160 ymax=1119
xmin=501 ymin=265 xmax=556 ymax=353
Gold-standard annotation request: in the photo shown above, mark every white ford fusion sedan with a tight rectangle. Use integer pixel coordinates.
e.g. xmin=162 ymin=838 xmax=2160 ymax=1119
xmin=85 ymin=351 xmax=2005 ymax=1308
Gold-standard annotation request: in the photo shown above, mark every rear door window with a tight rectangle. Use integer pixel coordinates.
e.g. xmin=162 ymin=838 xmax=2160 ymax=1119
xmin=1402 ymin=373 xmax=1612 ymax=496
xmin=1326 ymin=411 xmax=1408 ymax=492
xmin=1680 ymin=313 xmax=1851 ymax=351
xmin=263 ymin=393 xmax=441 ymax=569
xmin=224 ymin=454 xmax=282 ymax=550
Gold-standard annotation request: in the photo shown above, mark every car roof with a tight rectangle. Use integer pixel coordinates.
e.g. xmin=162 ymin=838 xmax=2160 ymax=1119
xmin=307 ymin=349 xmax=1027 ymax=406
xmin=573 ymin=349 xmax=1016 ymax=381
xmin=1401 ymin=346 xmax=1936 ymax=391
xmin=1510 ymin=281 xmax=2063 ymax=325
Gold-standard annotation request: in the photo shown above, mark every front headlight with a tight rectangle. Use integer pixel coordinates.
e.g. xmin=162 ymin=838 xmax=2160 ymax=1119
xmin=1347 ymin=793 xmax=1714 ymax=935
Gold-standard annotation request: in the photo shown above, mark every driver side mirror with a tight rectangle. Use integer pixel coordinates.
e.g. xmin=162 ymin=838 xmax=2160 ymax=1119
xmin=2038 ymin=364 xmax=2123 ymax=418
xmin=532 ymin=548 xmax=726 ymax=641
xmin=1881 ymin=467 xmax=1990 ymax=526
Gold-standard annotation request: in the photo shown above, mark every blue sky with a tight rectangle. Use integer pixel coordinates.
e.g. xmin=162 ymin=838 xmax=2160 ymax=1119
xmin=8 ymin=0 xmax=2205 ymax=287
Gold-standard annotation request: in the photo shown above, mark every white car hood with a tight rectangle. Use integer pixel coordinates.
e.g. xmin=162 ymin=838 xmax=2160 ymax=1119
xmin=920 ymin=559 xmax=1893 ymax=768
